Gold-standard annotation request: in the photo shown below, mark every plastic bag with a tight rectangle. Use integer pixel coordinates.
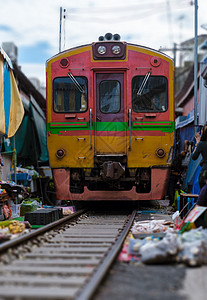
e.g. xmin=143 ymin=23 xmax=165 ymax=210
xmin=20 ymin=199 xmax=42 ymax=216
xmin=139 ymin=233 xmax=178 ymax=264
xmin=181 ymin=151 xmax=191 ymax=167
xmin=177 ymin=229 xmax=207 ymax=266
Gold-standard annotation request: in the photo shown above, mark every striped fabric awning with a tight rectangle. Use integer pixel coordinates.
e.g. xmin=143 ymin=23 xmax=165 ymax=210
xmin=0 ymin=48 xmax=24 ymax=137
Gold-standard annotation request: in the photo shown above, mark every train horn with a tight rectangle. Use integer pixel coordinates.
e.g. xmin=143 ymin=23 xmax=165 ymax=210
xmin=113 ymin=34 xmax=121 ymax=41
xmin=105 ymin=33 xmax=113 ymax=40
xmin=98 ymin=36 xmax=104 ymax=41
xmin=98 ymin=33 xmax=121 ymax=41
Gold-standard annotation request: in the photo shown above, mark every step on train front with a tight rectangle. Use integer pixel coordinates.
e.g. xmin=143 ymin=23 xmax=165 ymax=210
xmin=46 ymin=33 xmax=175 ymax=201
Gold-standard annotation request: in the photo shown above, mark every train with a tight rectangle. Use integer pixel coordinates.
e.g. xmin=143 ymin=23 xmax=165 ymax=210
xmin=46 ymin=33 xmax=175 ymax=201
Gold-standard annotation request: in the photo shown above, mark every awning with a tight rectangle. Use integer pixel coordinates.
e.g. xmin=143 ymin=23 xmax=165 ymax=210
xmin=4 ymin=98 xmax=48 ymax=163
xmin=175 ymin=110 xmax=194 ymax=130
xmin=0 ymin=48 xmax=24 ymax=137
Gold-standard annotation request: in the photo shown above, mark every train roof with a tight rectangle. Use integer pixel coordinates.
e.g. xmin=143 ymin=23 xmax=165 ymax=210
xmin=46 ymin=41 xmax=173 ymax=65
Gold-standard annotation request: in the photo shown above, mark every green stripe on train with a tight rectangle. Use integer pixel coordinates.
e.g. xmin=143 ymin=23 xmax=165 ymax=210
xmin=47 ymin=121 xmax=175 ymax=134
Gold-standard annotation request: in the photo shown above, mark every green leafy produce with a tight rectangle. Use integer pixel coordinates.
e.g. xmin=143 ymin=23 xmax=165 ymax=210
xmin=0 ymin=221 xmax=13 ymax=228
xmin=20 ymin=199 xmax=41 ymax=216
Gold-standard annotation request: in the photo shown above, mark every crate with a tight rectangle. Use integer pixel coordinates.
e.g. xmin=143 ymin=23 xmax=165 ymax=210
xmin=24 ymin=208 xmax=63 ymax=225
xmin=11 ymin=173 xmax=29 ymax=186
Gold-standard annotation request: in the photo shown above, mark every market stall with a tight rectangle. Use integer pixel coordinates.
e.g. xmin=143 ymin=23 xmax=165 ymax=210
xmin=119 ymin=208 xmax=207 ymax=267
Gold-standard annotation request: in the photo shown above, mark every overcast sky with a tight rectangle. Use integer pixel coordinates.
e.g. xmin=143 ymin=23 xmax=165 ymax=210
xmin=0 ymin=0 xmax=207 ymax=86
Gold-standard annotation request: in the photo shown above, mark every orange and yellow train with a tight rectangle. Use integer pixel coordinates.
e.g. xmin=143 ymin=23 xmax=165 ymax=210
xmin=46 ymin=33 xmax=174 ymax=201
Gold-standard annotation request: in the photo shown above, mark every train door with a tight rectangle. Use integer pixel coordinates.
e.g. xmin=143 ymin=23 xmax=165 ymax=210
xmin=95 ymin=73 xmax=126 ymax=155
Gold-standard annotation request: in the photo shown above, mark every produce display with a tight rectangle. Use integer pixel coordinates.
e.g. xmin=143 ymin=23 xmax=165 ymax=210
xmin=0 ymin=220 xmax=27 ymax=242
xmin=132 ymin=220 xmax=175 ymax=234
xmin=128 ymin=219 xmax=207 ymax=267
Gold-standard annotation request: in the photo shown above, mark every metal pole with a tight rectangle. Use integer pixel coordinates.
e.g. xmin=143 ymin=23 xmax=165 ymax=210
xmin=13 ymin=134 xmax=18 ymax=216
xmin=13 ymin=135 xmax=16 ymax=183
xmin=194 ymin=0 xmax=198 ymax=133
xmin=173 ymin=43 xmax=177 ymax=91
xmin=59 ymin=7 xmax=62 ymax=52
xmin=173 ymin=42 xmax=177 ymax=68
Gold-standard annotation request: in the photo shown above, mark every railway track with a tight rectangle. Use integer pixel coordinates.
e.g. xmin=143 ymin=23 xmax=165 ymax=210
xmin=0 ymin=209 xmax=136 ymax=300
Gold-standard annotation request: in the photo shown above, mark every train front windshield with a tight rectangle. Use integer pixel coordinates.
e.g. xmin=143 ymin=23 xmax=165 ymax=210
xmin=53 ymin=76 xmax=88 ymax=113
xmin=132 ymin=76 xmax=168 ymax=112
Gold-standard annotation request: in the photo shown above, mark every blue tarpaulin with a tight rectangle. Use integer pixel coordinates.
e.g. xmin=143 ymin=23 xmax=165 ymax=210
xmin=182 ymin=155 xmax=201 ymax=193
xmin=175 ymin=110 xmax=201 ymax=193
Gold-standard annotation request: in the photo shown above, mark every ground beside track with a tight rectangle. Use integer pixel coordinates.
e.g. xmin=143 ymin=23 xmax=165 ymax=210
xmin=93 ymin=263 xmax=186 ymax=300
xmin=93 ymin=199 xmax=187 ymax=300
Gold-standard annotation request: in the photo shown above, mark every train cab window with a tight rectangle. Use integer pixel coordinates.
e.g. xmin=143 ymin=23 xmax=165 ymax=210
xmin=132 ymin=76 xmax=168 ymax=112
xmin=53 ymin=77 xmax=88 ymax=113
xmin=99 ymin=80 xmax=121 ymax=113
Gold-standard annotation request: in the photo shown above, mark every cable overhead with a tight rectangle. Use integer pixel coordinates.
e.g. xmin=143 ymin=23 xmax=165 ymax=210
xmin=67 ymin=0 xmax=188 ymax=15
xmin=67 ymin=4 xmax=190 ymax=24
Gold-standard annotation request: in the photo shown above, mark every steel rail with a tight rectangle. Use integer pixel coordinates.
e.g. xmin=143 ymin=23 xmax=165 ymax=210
xmin=0 ymin=209 xmax=86 ymax=253
xmin=76 ymin=209 xmax=136 ymax=300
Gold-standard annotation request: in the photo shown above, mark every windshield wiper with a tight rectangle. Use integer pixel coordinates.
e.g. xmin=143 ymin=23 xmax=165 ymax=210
xmin=67 ymin=72 xmax=85 ymax=93
xmin=137 ymin=71 xmax=151 ymax=96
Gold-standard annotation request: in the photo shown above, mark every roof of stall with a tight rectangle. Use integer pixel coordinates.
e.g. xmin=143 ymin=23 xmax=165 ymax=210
xmin=12 ymin=61 xmax=46 ymax=113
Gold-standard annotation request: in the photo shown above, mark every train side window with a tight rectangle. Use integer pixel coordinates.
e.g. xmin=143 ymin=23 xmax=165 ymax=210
xmin=53 ymin=77 xmax=88 ymax=113
xmin=132 ymin=76 xmax=168 ymax=112
xmin=99 ymin=80 xmax=121 ymax=113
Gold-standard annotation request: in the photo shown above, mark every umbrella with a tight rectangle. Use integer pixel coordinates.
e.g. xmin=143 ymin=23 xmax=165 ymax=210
xmin=0 ymin=48 xmax=24 ymax=138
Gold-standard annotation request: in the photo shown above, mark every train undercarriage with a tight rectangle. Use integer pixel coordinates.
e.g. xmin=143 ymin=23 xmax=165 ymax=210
xmin=70 ymin=155 xmax=151 ymax=194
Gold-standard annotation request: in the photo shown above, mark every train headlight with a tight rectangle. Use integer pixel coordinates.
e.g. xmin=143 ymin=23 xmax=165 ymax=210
xmin=156 ymin=148 xmax=165 ymax=158
xmin=112 ymin=45 xmax=121 ymax=54
xmin=56 ymin=149 xmax=66 ymax=159
xmin=98 ymin=45 xmax=107 ymax=55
